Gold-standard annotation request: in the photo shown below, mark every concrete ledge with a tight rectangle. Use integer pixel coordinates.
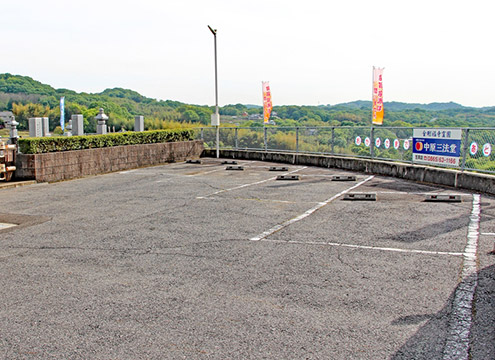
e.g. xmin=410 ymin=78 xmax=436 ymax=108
xmin=202 ymin=149 xmax=495 ymax=195
xmin=16 ymin=140 xmax=203 ymax=182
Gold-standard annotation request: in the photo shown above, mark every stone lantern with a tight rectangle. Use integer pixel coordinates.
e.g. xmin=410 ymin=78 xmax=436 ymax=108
xmin=95 ymin=108 xmax=109 ymax=135
xmin=8 ymin=116 xmax=18 ymax=145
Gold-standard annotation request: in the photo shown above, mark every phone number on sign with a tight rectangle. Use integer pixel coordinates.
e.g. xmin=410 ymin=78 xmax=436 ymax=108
xmin=415 ymin=154 xmax=458 ymax=165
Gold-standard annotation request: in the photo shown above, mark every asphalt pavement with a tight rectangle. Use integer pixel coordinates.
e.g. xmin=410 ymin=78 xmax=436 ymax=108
xmin=0 ymin=158 xmax=494 ymax=359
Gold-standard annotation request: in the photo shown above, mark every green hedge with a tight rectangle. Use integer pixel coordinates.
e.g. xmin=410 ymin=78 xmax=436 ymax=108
xmin=19 ymin=129 xmax=195 ymax=154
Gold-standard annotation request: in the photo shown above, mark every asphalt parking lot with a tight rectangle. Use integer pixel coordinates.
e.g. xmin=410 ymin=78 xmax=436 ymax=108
xmin=1 ymin=158 xmax=494 ymax=359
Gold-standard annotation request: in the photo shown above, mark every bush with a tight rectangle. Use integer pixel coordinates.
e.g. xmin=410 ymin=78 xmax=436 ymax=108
xmin=19 ymin=129 xmax=194 ymax=154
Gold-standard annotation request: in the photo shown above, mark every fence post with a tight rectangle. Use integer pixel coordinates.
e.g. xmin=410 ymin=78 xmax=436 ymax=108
xmin=200 ymin=127 xmax=204 ymax=141
xmin=235 ymin=128 xmax=238 ymax=150
xmin=296 ymin=127 xmax=299 ymax=153
xmin=331 ymin=127 xmax=335 ymax=154
xmin=461 ymin=128 xmax=470 ymax=171
xmin=370 ymin=127 xmax=375 ymax=158
xmin=264 ymin=127 xmax=267 ymax=151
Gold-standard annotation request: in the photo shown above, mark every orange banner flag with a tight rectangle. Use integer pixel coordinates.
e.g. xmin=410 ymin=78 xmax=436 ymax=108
xmin=372 ymin=67 xmax=384 ymax=125
xmin=262 ymin=81 xmax=272 ymax=124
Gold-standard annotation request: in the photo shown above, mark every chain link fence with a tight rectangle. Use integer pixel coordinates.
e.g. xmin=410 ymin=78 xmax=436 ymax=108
xmin=196 ymin=126 xmax=495 ymax=174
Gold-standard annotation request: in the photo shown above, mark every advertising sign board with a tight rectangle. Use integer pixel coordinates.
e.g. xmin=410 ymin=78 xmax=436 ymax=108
xmin=412 ymin=128 xmax=462 ymax=166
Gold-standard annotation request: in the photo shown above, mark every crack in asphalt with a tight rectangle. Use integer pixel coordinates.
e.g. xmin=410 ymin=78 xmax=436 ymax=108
xmin=335 ymin=247 xmax=370 ymax=279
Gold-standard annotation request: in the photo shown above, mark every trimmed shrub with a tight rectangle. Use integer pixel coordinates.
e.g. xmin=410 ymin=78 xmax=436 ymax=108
xmin=19 ymin=129 xmax=194 ymax=154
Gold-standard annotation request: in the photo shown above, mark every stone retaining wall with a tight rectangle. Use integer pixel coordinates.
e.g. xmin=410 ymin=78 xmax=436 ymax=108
xmin=203 ymin=149 xmax=495 ymax=196
xmin=16 ymin=140 xmax=203 ymax=182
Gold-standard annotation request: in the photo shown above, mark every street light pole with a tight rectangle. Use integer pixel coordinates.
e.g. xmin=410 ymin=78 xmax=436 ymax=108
xmin=208 ymin=25 xmax=220 ymax=158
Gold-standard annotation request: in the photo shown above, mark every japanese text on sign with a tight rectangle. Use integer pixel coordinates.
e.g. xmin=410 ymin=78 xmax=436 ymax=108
xmin=262 ymin=81 xmax=272 ymax=124
xmin=412 ymin=128 xmax=461 ymax=167
xmin=372 ymin=67 xmax=384 ymax=125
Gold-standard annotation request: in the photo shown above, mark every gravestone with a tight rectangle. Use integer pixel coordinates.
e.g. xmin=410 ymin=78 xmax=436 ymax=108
xmin=134 ymin=116 xmax=144 ymax=132
xmin=71 ymin=114 xmax=84 ymax=136
xmin=41 ymin=117 xmax=50 ymax=136
xmin=29 ymin=117 xmax=43 ymax=138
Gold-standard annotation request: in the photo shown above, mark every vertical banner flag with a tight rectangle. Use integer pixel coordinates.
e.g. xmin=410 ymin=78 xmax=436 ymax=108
xmin=60 ymin=96 xmax=65 ymax=131
xmin=262 ymin=81 xmax=272 ymax=124
xmin=372 ymin=67 xmax=384 ymax=125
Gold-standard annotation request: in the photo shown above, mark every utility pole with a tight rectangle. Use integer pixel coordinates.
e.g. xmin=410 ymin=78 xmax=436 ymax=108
xmin=208 ymin=25 xmax=220 ymax=158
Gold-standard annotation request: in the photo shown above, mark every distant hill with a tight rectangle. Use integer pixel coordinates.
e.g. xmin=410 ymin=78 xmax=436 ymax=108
xmin=334 ymin=100 xmax=467 ymax=111
xmin=1 ymin=73 xmax=495 ymax=130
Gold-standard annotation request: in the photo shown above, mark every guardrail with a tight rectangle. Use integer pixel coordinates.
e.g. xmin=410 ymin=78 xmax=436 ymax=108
xmin=195 ymin=126 xmax=495 ymax=174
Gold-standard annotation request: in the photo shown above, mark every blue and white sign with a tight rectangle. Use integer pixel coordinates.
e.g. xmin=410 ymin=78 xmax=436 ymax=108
xmin=413 ymin=128 xmax=462 ymax=166
xmin=60 ymin=97 xmax=65 ymax=131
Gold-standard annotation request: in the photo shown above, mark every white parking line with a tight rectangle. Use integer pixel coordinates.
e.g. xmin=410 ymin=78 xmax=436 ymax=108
xmin=196 ymin=167 xmax=307 ymax=199
xmin=260 ymin=239 xmax=464 ymax=257
xmin=185 ymin=168 xmax=226 ymax=176
xmin=0 ymin=222 xmax=17 ymax=230
xmin=249 ymin=175 xmax=374 ymax=241
xmin=443 ymin=194 xmax=480 ymax=360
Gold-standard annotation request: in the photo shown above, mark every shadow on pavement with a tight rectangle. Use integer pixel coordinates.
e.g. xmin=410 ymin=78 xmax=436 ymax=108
xmin=391 ymin=264 xmax=494 ymax=360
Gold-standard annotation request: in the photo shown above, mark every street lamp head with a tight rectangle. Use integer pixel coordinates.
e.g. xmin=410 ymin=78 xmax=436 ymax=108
xmin=207 ymin=25 xmax=217 ymax=35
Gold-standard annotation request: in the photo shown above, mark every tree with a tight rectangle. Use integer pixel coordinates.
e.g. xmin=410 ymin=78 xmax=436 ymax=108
xmin=182 ymin=109 xmax=200 ymax=122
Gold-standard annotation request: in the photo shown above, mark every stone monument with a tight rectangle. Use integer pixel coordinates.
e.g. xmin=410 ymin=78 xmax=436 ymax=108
xmin=72 ymin=114 xmax=84 ymax=136
xmin=28 ymin=117 xmax=43 ymax=138
xmin=134 ymin=116 xmax=144 ymax=132
xmin=95 ymin=108 xmax=108 ymax=135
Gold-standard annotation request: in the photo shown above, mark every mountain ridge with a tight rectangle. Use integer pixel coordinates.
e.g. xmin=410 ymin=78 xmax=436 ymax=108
xmin=1 ymin=73 xmax=491 ymax=111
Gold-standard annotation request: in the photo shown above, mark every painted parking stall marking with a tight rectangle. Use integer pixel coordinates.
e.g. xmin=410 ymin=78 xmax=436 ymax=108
xmin=197 ymin=167 xmax=307 ymax=199
xmin=250 ymin=176 xmax=374 ymax=241
xmin=261 ymin=238 xmax=463 ymax=257
xmin=442 ymin=194 xmax=480 ymax=360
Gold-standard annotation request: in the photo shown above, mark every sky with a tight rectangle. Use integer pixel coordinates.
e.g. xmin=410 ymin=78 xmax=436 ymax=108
xmin=2 ymin=0 xmax=495 ymax=107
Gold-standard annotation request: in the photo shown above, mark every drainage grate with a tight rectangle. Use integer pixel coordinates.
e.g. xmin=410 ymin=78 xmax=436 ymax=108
xmin=269 ymin=166 xmax=289 ymax=171
xmin=186 ymin=159 xmax=202 ymax=164
xmin=332 ymin=175 xmax=356 ymax=181
xmin=425 ymin=194 xmax=462 ymax=202
xmin=221 ymin=160 xmax=238 ymax=165
xmin=343 ymin=193 xmax=377 ymax=201
xmin=226 ymin=166 xmax=244 ymax=171
xmin=276 ymin=175 xmax=300 ymax=181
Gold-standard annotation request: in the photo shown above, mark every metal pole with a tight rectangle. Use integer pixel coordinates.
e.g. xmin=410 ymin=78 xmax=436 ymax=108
xmin=213 ymin=31 xmax=219 ymax=158
xmin=216 ymin=126 xmax=220 ymax=158
xmin=331 ymin=127 xmax=335 ymax=154
xmin=296 ymin=127 xmax=299 ymax=153
xmin=264 ymin=127 xmax=267 ymax=151
xmin=371 ymin=127 xmax=376 ymax=158
xmin=461 ymin=128 xmax=470 ymax=171
xmin=370 ymin=67 xmax=375 ymax=159
xmin=208 ymin=25 xmax=220 ymax=158
xmin=235 ymin=128 xmax=238 ymax=150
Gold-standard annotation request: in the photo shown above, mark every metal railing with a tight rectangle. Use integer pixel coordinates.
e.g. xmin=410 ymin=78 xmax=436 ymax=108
xmin=195 ymin=126 xmax=495 ymax=174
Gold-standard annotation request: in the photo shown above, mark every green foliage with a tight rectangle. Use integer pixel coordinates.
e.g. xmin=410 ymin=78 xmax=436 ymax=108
xmin=18 ymin=129 xmax=194 ymax=154
xmin=0 ymin=73 xmax=56 ymax=96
